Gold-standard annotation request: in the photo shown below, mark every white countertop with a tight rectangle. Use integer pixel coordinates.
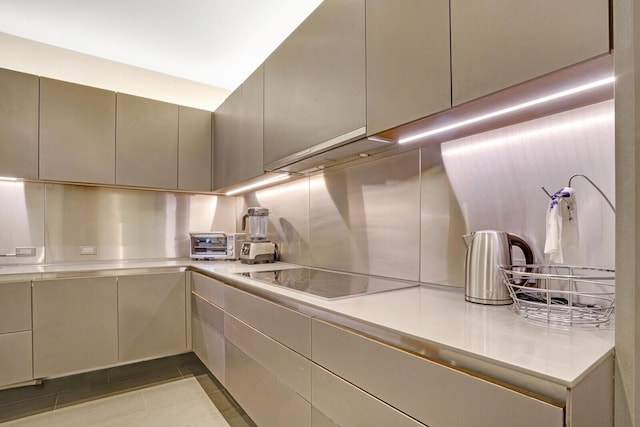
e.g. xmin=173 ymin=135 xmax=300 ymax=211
xmin=0 ymin=259 xmax=615 ymax=389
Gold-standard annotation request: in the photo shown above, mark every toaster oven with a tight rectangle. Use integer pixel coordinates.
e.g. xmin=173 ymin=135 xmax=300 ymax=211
xmin=189 ymin=232 xmax=245 ymax=260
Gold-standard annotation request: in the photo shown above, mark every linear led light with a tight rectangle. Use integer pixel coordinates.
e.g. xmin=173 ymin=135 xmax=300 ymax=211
xmin=398 ymin=76 xmax=615 ymax=145
xmin=0 ymin=176 xmax=19 ymax=181
xmin=225 ymin=174 xmax=290 ymax=196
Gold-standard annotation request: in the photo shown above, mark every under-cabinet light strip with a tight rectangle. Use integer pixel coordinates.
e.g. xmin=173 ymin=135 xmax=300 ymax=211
xmin=0 ymin=176 xmax=19 ymax=181
xmin=398 ymin=76 xmax=615 ymax=145
xmin=225 ymin=174 xmax=290 ymax=196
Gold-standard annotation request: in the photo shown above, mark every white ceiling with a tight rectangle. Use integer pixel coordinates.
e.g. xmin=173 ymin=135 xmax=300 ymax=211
xmin=0 ymin=0 xmax=323 ymax=91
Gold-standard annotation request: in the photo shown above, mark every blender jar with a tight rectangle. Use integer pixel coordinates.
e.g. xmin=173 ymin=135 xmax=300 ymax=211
xmin=243 ymin=207 xmax=270 ymax=241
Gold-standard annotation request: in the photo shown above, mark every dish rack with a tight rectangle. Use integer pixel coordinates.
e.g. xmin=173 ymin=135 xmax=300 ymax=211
xmin=499 ymin=265 xmax=615 ymax=327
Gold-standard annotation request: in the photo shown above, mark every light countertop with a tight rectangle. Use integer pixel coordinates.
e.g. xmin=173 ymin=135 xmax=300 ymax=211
xmin=0 ymin=259 xmax=615 ymax=392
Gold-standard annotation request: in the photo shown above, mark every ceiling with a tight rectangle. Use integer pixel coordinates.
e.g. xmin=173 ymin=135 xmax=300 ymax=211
xmin=0 ymin=0 xmax=323 ymax=91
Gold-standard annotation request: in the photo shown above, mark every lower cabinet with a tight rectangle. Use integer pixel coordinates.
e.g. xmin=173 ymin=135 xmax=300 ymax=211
xmin=311 ymin=318 xmax=564 ymax=427
xmin=118 ymin=272 xmax=187 ymax=362
xmin=224 ymin=316 xmax=311 ymax=427
xmin=191 ymin=292 xmax=226 ymax=384
xmin=0 ymin=281 xmax=33 ymax=386
xmin=312 ymin=364 xmax=425 ymax=427
xmin=32 ymin=277 xmax=119 ymax=378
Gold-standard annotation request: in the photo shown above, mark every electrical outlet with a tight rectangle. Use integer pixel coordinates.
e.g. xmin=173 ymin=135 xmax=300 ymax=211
xmin=80 ymin=246 xmax=97 ymax=255
xmin=15 ymin=247 xmax=36 ymax=257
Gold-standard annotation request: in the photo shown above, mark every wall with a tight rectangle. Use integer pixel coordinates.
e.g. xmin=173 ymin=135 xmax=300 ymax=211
xmin=0 ymin=32 xmax=230 ymax=111
xmin=0 ymin=182 xmax=234 ymax=265
xmin=238 ymin=100 xmax=615 ymax=287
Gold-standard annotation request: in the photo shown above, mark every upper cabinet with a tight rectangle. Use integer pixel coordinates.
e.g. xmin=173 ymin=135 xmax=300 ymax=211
xmin=450 ymin=0 xmax=611 ymax=105
xmin=214 ymin=66 xmax=264 ymax=190
xmin=179 ymin=106 xmax=213 ymax=192
xmin=0 ymin=69 xmax=39 ymax=179
xmin=366 ymin=0 xmax=451 ymax=135
xmin=263 ymin=0 xmax=366 ymax=169
xmin=40 ymin=78 xmax=116 ymax=184
xmin=116 ymin=94 xmax=179 ymax=189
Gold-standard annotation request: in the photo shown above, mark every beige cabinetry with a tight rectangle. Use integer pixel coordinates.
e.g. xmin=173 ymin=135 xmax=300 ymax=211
xmin=32 ymin=277 xmax=118 ymax=378
xmin=178 ymin=106 xmax=212 ymax=192
xmin=0 ymin=281 xmax=33 ymax=386
xmin=263 ymin=0 xmax=366 ymax=169
xmin=312 ymin=364 xmax=425 ymax=427
xmin=118 ymin=272 xmax=186 ymax=362
xmin=0 ymin=68 xmax=39 ymax=179
xmin=213 ymin=66 xmax=264 ymax=190
xmin=365 ymin=0 xmax=451 ymax=135
xmin=39 ymin=78 xmax=116 ymax=184
xmin=116 ymin=93 xmax=179 ymax=189
xmin=311 ymin=318 xmax=563 ymax=427
xmin=191 ymin=272 xmax=227 ymax=383
xmin=450 ymin=0 xmax=610 ymax=105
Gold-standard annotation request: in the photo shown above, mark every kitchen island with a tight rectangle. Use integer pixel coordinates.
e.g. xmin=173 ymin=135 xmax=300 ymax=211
xmin=0 ymin=259 xmax=614 ymax=426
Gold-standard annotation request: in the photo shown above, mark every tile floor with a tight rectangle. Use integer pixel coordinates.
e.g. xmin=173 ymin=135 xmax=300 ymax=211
xmin=0 ymin=353 xmax=256 ymax=426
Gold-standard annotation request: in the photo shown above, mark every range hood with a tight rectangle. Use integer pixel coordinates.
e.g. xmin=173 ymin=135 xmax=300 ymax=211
xmin=263 ymin=126 xmax=396 ymax=174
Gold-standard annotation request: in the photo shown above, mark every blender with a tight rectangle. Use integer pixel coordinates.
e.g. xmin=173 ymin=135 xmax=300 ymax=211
xmin=240 ymin=207 xmax=277 ymax=264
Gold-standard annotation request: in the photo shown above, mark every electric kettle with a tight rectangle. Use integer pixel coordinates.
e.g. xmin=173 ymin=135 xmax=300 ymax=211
xmin=462 ymin=230 xmax=534 ymax=305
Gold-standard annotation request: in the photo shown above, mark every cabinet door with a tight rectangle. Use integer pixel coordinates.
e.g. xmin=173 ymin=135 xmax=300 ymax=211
xmin=451 ymin=0 xmax=610 ymax=105
xmin=312 ymin=365 xmax=425 ymax=427
xmin=263 ymin=0 xmax=366 ymax=168
xmin=366 ymin=0 xmax=451 ymax=134
xmin=191 ymin=292 xmax=225 ymax=384
xmin=118 ymin=272 xmax=186 ymax=361
xmin=40 ymin=78 xmax=116 ymax=184
xmin=312 ymin=319 xmax=563 ymax=427
xmin=225 ymin=329 xmax=311 ymax=427
xmin=32 ymin=277 xmax=118 ymax=378
xmin=116 ymin=94 xmax=179 ymax=189
xmin=0 ymin=281 xmax=31 ymax=334
xmin=213 ymin=66 xmax=263 ymax=190
xmin=0 ymin=68 xmax=38 ymax=179
xmin=0 ymin=331 xmax=33 ymax=386
xmin=178 ymin=106 xmax=212 ymax=191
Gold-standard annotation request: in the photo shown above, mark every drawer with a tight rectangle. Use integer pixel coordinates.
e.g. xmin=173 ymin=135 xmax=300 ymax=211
xmin=312 ymin=364 xmax=425 ymax=427
xmin=225 ymin=286 xmax=311 ymax=357
xmin=312 ymin=319 xmax=563 ymax=427
xmin=0 ymin=331 xmax=33 ymax=386
xmin=0 ymin=281 xmax=31 ymax=333
xmin=192 ymin=293 xmax=224 ymax=334
xmin=191 ymin=272 xmax=225 ymax=308
xmin=225 ymin=313 xmax=311 ymax=401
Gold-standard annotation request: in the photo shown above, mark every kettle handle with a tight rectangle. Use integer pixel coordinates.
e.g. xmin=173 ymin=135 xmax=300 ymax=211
xmin=507 ymin=233 xmax=534 ymax=266
xmin=507 ymin=233 xmax=535 ymax=286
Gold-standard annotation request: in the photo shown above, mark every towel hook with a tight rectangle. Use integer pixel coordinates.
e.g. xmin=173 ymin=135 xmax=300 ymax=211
xmin=540 ymin=173 xmax=615 ymax=214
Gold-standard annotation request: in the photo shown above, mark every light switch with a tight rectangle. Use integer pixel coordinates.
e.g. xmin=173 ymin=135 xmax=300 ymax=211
xmin=80 ymin=246 xmax=97 ymax=255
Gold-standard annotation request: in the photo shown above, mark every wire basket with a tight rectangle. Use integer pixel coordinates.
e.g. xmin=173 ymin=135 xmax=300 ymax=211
xmin=499 ymin=265 xmax=615 ymax=327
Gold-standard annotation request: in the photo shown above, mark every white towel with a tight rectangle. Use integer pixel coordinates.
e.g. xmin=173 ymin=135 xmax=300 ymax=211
xmin=544 ymin=187 xmax=579 ymax=264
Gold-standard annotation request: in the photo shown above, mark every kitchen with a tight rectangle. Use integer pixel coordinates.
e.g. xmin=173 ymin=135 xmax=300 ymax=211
xmin=0 ymin=0 xmax=636 ymax=426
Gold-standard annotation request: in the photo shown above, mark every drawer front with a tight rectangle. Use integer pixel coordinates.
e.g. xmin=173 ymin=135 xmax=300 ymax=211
xmin=225 ymin=340 xmax=311 ymax=427
xmin=312 ymin=364 xmax=425 ymax=427
xmin=225 ymin=313 xmax=311 ymax=401
xmin=312 ymin=319 xmax=564 ymax=427
xmin=225 ymin=286 xmax=311 ymax=357
xmin=191 ymin=272 xmax=225 ymax=308
xmin=0 ymin=331 xmax=33 ymax=386
xmin=192 ymin=314 xmax=225 ymax=385
xmin=0 ymin=281 xmax=31 ymax=334
xmin=192 ymin=293 xmax=224 ymax=333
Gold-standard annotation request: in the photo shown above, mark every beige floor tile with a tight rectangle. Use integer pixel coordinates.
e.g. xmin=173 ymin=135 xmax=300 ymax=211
xmin=141 ymin=377 xmax=209 ymax=410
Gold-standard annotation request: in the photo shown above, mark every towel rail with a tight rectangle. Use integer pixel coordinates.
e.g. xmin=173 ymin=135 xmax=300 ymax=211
xmin=540 ymin=173 xmax=616 ymax=214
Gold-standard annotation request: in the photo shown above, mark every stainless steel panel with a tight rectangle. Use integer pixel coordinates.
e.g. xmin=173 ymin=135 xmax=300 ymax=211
xmin=441 ymin=100 xmax=615 ymax=268
xmin=44 ymin=183 xmax=235 ymax=262
xmin=420 ymin=144 xmax=466 ymax=287
xmin=309 ymin=151 xmax=421 ymax=281
xmin=237 ymin=178 xmax=310 ymax=266
xmin=0 ymin=182 xmax=45 ymax=265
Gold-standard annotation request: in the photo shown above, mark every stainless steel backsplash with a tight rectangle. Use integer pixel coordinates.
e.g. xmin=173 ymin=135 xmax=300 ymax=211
xmin=0 ymin=183 xmax=235 ymax=264
xmin=0 ymin=100 xmax=614 ymax=284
